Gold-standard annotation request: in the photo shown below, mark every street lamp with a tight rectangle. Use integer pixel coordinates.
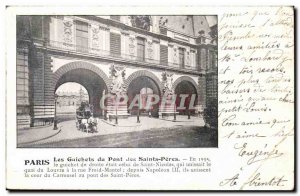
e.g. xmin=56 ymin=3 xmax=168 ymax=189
xmin=137 ymin=107 xmax=140 ymax=123
xmin=53 ymin=94 xmax=58 ymax=130
xmin=187 ymin=97 xmax=191 ymax=119
xmin=115 ymin=106 xmax=118 ymax=125
xmin=173 ymin=102 xmax=176 ymax=121
xmin=137 ymin=94 xmax=141 ymax=123
xmin=115 ymin=95 xmax=118 ymax=125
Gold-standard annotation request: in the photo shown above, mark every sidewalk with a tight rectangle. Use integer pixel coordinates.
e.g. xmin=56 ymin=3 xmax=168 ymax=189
xmin=18 ymin=116 xmax=205 ymax=146
xmin=17 ymin=125 xmax=62 ymax=145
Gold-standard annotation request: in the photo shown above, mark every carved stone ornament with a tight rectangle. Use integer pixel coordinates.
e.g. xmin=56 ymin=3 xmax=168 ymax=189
xmin=91 ymin=26 xmax=100 ymax=49
xmin=147 ymin=40 xmax=154 ymax=59
xmin=173 ymin=47 xmax=178 ymax=63
xmin=63 ymin=20 xmax=73 ymax=46
xmin=161 ymin=72 xmax=174 ymax=95
xmin=109 ymin=64 xmax=126 ymax=95
xmin=186 ymin=51 xmax=190 ymax=66
xmin=159 ymin=17 xmax=168 ymax=27
xmin=129 ymin=37 xmax=136 ymax=55
xmin=130 ymin=16 xmax=151 ymax=31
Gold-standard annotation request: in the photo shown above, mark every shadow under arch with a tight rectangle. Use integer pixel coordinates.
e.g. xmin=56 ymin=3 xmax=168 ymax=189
xmin=125 ymin=70 xmax=163 ymax=118
xmin=124 ymin=70 xmax=163 ymax=95
xmin=172 ymin=76 xmax=199 ymax=115
xmin=172 ymin=76 xmax=198 ymax=94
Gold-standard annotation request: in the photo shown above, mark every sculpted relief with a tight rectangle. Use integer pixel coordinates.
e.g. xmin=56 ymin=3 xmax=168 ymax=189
xmin=129 ymin=37 xmax=136 ymax=55
xmin=186 ymin=51 xmax=190 ymax=66
xmin=147 ymin=40 xmax=154 ymax=59
xmin=109 ymin=64 xmax=126 ymax=95
xmin=63 ymin=20 xmax=73 ymax=46
xmin=162 ymin=72 xmax=174 ymax=95
xmin=130 ymin=16 xmax=151 ymax=31
xmin=91 ymin=26 xmax=100 ymax=49
xmin=173 ymin=47 xmax=178 ymax=64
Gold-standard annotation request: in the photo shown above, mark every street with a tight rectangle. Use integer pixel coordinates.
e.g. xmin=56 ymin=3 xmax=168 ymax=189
xmin=18 ymin=116 xmax=217 ymax=148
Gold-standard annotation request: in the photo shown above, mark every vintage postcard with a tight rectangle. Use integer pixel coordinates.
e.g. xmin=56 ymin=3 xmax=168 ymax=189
xmin=6 ymin=6 xmax=294 ymax=190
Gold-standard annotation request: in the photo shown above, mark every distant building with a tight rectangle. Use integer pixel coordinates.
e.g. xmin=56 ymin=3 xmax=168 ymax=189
xmin=56 ymin=90 xmax=89 ymax=107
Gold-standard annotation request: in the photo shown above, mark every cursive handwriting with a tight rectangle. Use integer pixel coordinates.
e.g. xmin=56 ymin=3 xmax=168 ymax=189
xmin=218 ymin=6 xmax=294 ymax=190
xmin=244 ymin=173 xmax=287 ymax=187
xmin=234 ymin=143 xmax=284 ymax=165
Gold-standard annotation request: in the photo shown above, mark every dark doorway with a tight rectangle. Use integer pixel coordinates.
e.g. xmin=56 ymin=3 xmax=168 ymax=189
xmin=175 ymin=80 xmax=197 ymax=115
xmin=127 ymin=76 xmax=160 ymax=117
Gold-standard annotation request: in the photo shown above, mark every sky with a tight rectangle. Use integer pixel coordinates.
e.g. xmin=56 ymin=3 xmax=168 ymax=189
xmin=56 ymin=82 xmax=88 ymax=94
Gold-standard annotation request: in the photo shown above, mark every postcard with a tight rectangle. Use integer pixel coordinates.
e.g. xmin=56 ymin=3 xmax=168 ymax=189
xmin=6 ymin=6 xmax=295 ymax=190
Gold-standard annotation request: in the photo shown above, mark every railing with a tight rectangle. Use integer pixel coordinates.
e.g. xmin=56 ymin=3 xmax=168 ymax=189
xmin=46 ymin=40 xmax=199 ymax=71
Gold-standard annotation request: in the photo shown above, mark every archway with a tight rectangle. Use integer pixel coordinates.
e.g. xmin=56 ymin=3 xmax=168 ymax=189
xmin=127 ymin=76 xmax=161 ymax=117
xmin=54 ymin=62 xmax=109 ymax=117
xmin=174 ymin=80 xmax=198 ymax=115
xmin=55 ymin=83 xmax=89 ymax=121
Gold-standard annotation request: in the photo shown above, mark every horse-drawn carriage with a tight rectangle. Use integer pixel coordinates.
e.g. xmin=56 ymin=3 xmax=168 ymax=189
xmin=76 ymin=102 xmax=98 ymax=133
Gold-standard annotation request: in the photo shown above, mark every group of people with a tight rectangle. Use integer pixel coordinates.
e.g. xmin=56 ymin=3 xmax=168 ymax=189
xmin=76 ymin=102 xmax=98 ymax=133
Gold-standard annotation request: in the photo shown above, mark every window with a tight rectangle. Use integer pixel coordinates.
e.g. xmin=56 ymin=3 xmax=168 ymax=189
xmin=110 ymin=32 xmax=121 ymax=57
xmin=190 ymin=50 xmax=196 ymax=68
xmin=137 ymin=37 xmax=145 ymax=61
xmin=160 ymin=45 xmax=168 ymax=66
xmin=76 ymin=21 xmax=89 ymax=53
xmin=179 ymin=48 xmax=185 ymax=69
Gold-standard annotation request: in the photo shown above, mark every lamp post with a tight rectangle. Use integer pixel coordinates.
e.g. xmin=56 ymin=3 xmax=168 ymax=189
xmin=173 ymin=102 xmax=176 ymax=121
xmin=102 ymin=90 xmax=107 ymax=120
xmin=115 ymin=98 xmax=118 ymax=125
xmin=104 ymin=109 xmax=107 ymax=120
xmin=53 ymin=94 xmax=58 ymax=130
xmin=187 ymin=96 xmax=191 ymax=119
xmin=137 ymin=107 xmax=140 ymax=123
xmin=137 ymin=94 xmax=140 ymax=123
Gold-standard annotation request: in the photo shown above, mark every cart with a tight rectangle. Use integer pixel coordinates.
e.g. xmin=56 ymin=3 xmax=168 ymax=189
xmin=75 ymin=102 xmax=98 ymax=133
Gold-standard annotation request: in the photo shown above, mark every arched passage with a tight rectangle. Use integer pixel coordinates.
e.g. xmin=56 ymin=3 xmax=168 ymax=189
xmin=124 ymin=70 xmax=163 ymax=94
xmin=126 ymin=71 xmax=162 ymax=118
xmin=173 ymin=76 xmax=198 ymax=115
xmin=54 ymin=61 xmax=109 ymax=117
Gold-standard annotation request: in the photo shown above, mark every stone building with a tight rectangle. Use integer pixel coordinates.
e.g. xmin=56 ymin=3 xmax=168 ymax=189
xmin=16 ymin=15 xmax=217 ymax=128
xmin=56 ymin=90 xmax=89 ymax=107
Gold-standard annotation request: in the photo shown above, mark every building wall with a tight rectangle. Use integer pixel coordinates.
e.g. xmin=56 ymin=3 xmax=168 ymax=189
xmin=51 ymin=56 xmax=200 ymax=90
xmin=16 ymin=47 xmax=30 ymax=128
xmin=29 ymin=51 xmax=55 ymax=126
xmin=48 ymin=16 xmax=214 ymax=71
xmin=17 ymin=15 xmax=217 ymax=127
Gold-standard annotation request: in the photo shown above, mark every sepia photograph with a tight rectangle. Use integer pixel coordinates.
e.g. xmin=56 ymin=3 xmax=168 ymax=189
xmin=16 ymin=15 xmax=218 ymax=148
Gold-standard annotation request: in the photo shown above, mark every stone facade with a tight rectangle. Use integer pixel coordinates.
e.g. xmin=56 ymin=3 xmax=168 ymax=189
xmin=16 ymin=15 xmax=217 ymax=128
xmin=56 ymin=91 xmax=89 ymax=107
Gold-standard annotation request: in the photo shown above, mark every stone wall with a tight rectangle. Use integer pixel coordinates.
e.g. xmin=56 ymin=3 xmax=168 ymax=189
xmin=16 ymin=47 xmax=30 ymax=128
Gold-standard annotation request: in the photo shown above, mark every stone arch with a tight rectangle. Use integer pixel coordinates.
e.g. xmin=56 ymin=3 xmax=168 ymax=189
xmin=53 ymin=61 xmax=110 ymax=90
xmin=124 ymin=70 xmax=163 ymax=95
xmin=172 ymin=76 xmax=199 ymax=94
